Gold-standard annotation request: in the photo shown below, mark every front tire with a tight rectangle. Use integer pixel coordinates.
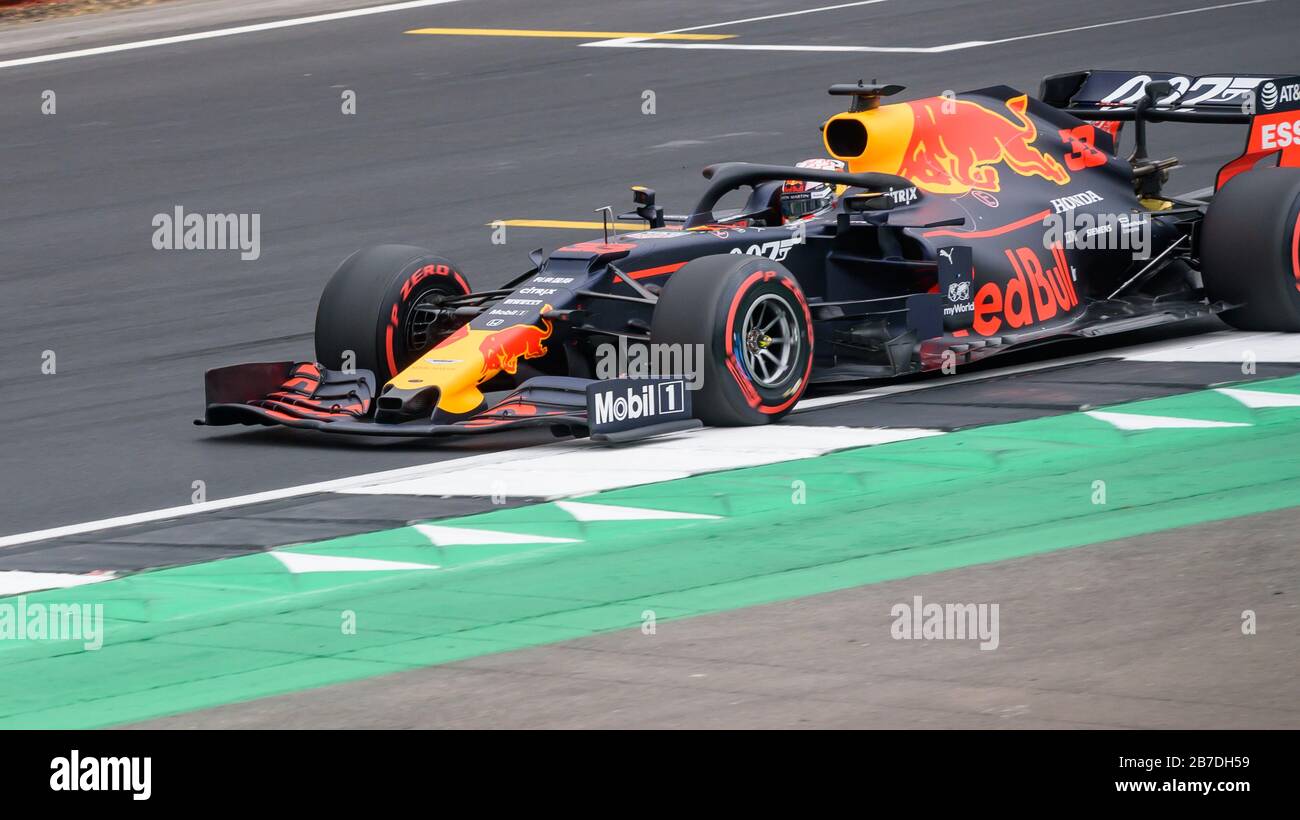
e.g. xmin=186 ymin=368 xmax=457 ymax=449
xmin=314 ymin=244 xmax=471 ymax=382
xmin=651 ymin=254 xmax=813 ymax=426
xmin=1201 ymin=168 xmax=1300 ymax=331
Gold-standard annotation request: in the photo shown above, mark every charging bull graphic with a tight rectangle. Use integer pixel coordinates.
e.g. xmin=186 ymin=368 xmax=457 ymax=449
xmin=387 ymin=312 xmax=554 ymax=415
xmin=898 ymin=95 xmax=1071 ymax=195
xmin=827 ymin=93 xmax=1072 ymax=196
xmin=477 ymin=318 xmax=554 ymax=379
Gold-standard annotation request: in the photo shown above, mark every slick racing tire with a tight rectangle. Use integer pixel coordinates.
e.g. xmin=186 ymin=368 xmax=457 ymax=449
xmin=1201 ymin=168 xmax=1300 ymax=331
xmin=314 ymin=244 xmax=471 ymax=382
xmin=651 ymin=254 xmax=813 ymax=426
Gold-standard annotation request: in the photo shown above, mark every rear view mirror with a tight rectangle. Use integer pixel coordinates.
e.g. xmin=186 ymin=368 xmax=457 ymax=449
xmin=628 ymin=186 xmax=665 ymax=228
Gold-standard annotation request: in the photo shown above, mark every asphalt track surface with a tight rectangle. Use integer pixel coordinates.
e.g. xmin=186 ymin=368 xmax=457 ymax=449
xmin=2 ymin=0 xmax=1299 ymax=728
xmin=4 ymin=0 xmax=1299 ymax=537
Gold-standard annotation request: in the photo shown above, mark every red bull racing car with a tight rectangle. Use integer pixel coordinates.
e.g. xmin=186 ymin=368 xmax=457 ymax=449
xmin=200 ymin=71 xmax=1300 ymax=440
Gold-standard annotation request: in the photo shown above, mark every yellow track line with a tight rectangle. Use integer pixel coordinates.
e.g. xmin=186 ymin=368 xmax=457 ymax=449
xmin=490 ymin=219 xmax=649 ymax=230
xmin=406 ymin=28 xmax=735 ymax=40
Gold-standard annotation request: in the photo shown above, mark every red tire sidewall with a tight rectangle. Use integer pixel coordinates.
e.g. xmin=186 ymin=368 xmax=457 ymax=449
xmin=711 ymin=260 xmax=814 ymax=421
xmin=378 ymin=258 xmax=471 ymax=381
xmin=1286 ymin=194 xmax=1300 ymax=296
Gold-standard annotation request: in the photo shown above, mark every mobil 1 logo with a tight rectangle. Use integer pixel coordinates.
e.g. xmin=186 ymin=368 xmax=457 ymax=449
xmin=587 ymin=377 xmax=690 ymax=436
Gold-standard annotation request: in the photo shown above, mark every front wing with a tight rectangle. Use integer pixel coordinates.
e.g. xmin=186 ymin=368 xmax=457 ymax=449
xmin=197 ymin=364 xmax=700 ymax=440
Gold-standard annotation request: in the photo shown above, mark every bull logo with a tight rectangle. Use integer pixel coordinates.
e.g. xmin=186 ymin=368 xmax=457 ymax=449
xmin=386 ymin=312 xmax=555 ymax=416
xmin=895 ymin=95 xmax=1071 ymax=195
xmin=476 ymin=317 xmax=554 ymax=380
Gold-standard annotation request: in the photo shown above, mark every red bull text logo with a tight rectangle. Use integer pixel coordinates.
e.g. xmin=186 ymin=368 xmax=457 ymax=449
xmin=972 ymin=244 xmax=1078 ymax=336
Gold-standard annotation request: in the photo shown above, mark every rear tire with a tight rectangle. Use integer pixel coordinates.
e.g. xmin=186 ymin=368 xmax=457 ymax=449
xmin=651 ymin=254 xmax=813 ymax=426
xmin=314 ymin=244 xmax=471 ymax=382
xmin=1201 ymin=168 xmax=1300 ymax=331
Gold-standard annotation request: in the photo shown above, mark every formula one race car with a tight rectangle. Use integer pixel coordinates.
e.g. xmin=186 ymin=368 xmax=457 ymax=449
xmin=200 ymin=70 xmax=1300 ymax=440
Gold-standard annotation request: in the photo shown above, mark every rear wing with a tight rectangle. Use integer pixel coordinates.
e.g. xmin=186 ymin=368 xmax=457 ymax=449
xmin=1041 ymin=70 xmax=1300 ymax=189
xmin=1039 ymin=70 xmax=1275 ymax=123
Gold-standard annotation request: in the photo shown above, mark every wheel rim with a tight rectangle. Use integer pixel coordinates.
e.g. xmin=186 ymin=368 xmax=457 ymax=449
xmin=740 ymin=293 xmax=800 ymax=388
xmin=404 ymin=288 xmax=459 ymax=354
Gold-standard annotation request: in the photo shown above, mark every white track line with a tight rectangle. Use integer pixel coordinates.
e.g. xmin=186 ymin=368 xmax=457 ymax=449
xmin=587 ymin=0 xmax=892 ymax=47
xmin=0 ymin=330 xmax=1284 ymax=548
xmin=0 ymin=444 xmax=558 ymax=549
xmin=794 ymin=331 xmax=1296 ymax=412
xmin=583 ymin=0 xmax=1271 ymax=54
xmin=337 ymin=426 xmax=940 ymax=497
xmin=0 ymin=0 xmax=467 ymax=71
xmin=0 ymin=571 xmax=116 ymax=596
xmin=1 ymin=330 xmax=1288 ymax=548
xmin=666 ymin=0 xmax=892 ymax=33
xmin=1123 ymin=331 xmax=1300 ymax=363
xmin=583 ymin=42 xmax=979 ymax=55
xmin=0 ymin=425 xmax=935 ymax=548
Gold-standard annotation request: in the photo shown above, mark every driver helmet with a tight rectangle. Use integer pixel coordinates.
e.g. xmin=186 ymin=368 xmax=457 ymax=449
xmin=780 ymin=158 xmax=846 ymax=221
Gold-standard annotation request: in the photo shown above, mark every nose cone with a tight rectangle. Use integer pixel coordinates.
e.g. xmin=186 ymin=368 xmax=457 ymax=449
xmin=382 ymin=317 xmax=555 ymax=419
xmin=374 ymin=384 xmax=441 ymax=423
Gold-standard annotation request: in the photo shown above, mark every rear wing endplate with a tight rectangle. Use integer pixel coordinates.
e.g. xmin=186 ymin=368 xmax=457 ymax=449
xmin=1217 ymin=75 xmax=1300 ymax=189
